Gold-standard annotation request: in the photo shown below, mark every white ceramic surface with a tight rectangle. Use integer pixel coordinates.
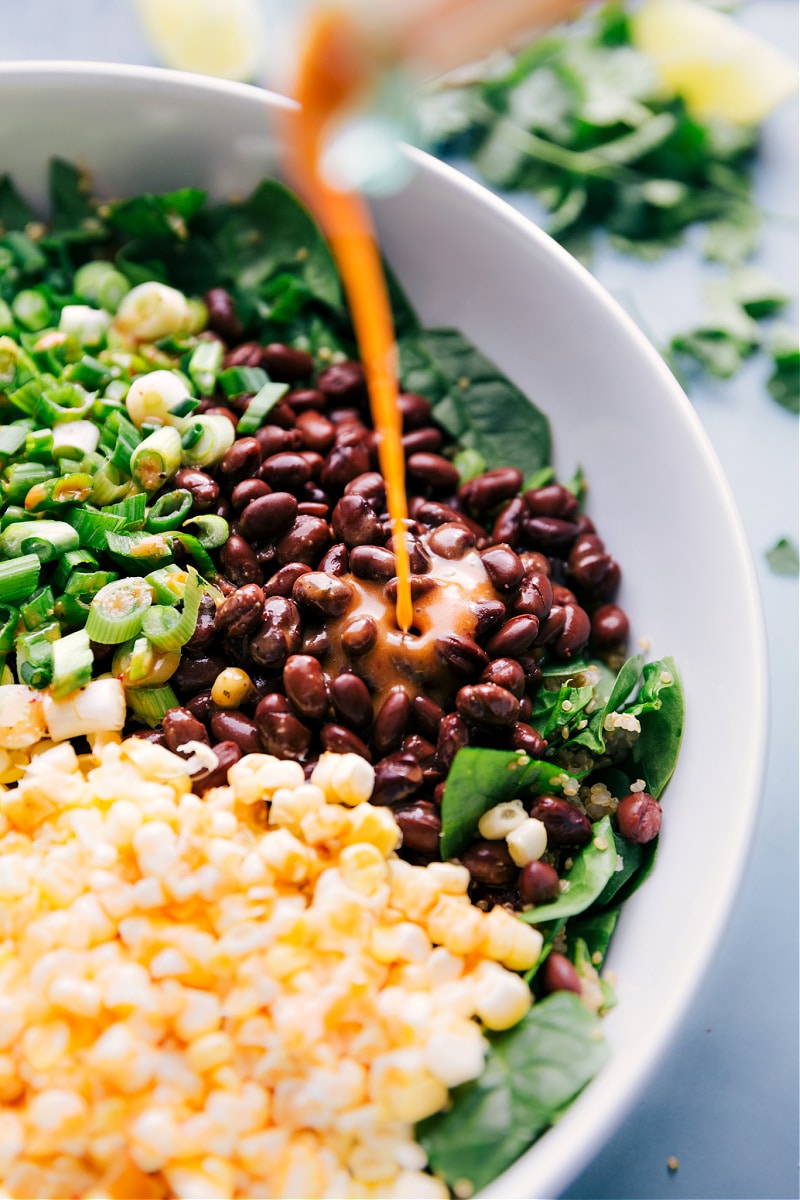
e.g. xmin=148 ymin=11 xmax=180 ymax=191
xmin=0 ymin=63 xmax=768 ymax=1200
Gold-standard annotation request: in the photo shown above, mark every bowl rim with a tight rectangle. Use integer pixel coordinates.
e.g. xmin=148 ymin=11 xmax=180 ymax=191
xmin=0 ymin=59 xmax=770 ymax=1199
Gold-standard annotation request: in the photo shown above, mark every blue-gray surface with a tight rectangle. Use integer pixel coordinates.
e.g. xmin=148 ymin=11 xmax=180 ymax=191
xmin=1 ymin=3 xmax=798 ymax=1199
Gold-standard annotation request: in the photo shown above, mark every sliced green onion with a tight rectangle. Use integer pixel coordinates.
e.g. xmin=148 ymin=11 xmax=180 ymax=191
xmin=5 ymin=231 xmax=46 ymax=273
xmin=2 ymin=462 xmax=56 ymax=505
xmin=52 ymin=548 xmax=98 ymax=592
xmin=112 ymin=637 xmax=180 ymax=689
xmin=66 ymin=505 xmax=126 ymax=551
xmin=8 ymin=376 xmax=49 ymax=417
xmin=171 ymin=532 xmax=217 ymax=579
xmin=66 ymin=355 xmax=114 ymax=391
xmin=180 ymin=422 xmax=204 ymax=449
xmin=169 ymin=396 xmax=200 ymax=419
xmin=73 ymin=261 xmax=131 ymax=313
xmin=50 ymin=627 xmax=94 ymax=699
xmin=35 ymin=382 xmax=94 ymax=426
xmin=102 ymin=378 xmax=130 ymax=403
xmin=12 ymin=288 xmax=51 ymax=332
xmin=0 ymin=298 xmax=15 ymax=335
xmin=0 ymin=506 xmax=27 ymax=530
xmin=109 ymin=420 xmax=142 ymax=475
xmin=106 ymin=530 xmax=173 ymax=572
xmin=0 ymin=335 xmax=38 ymax=390
xmin=181 ymin=514 xmax=229 ymax=549
xmin=179 ymin=415 xmax=235 ymax=469
xmin=0 ymin=519 xmax=80 ymax=562
xmin=218 ymin=365 xmax=268 ymax=398
xmin=52 ymin=419 xmax=100 ymax=457
xmin=80 ymin=450 xmax=108 ymax=477
xmin=85 ymin=576 xmax=154 ymax=644
xmin=128 ymin=683 xmax=179 ymax=728
xmin=236 ymin=381 xmax=289 ymax=434
xmin=188 ymin=340 xmax=224 ymax=396
xmin=0 ymin=554 xmax=41 ymax=603
xmin=89 ymin=462 xmax=132 ymax=507
xmin=24 ymin=428 xmax=54 ymax=464
xmin=130 ymin=424 xmax=182 ymax=492
xmin=0 ymin=425 xmax=28 ymax=459
xmin=104 ymin=491 xmax=147 ymax=529
xmin=125 ymin=369 xmax=193 ymax=430
xmin=24 ymin=473 xmax=94 ymax=513
xmin=145 ymin=565 xmax=190 ymax=605
xmin=20 ymin=586 xmax=56 ymax=631
xmin=144 ymin=489 xmax=193 ymax=533
xmin=0 ymin=604 xmax=19 ymax=653
xmin=16 ymin=621 xmax=60 ymax=689
xmin=141 ymin=568 xmax=202 ymax=650
xmin=64 ymin=569 xmax=120 ymax=597
xmin=54 ymin=593 xmax=92 ymax=628
xmin=58 ymin=304 xmax=111 ymax=348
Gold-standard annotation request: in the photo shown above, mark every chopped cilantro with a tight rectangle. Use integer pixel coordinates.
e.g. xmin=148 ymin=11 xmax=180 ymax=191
xmin=766 ymin=537 xmax=800 ymax=576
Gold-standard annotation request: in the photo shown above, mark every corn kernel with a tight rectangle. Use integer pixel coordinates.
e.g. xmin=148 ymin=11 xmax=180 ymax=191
xmin=268 ymin=782 xmax=326 ymax=834
xmin=345 ymin=803 xmax=402 ymax=855
xmin=312 ymin=751 xmax=375 ymax=806
xmin=211 ymin=667 xmax=253 ymax=709
xmin=478 ymin=798 xmax=527 ymax=840
xmin=339 ymin=842 xmax=389 ymax=895
xmin=481 ymin=906 xmax=543 ymax=971
xmin=186 ymin=1031 xmax=234 ymax=1073
xmin=472 ymin=962 xmax=533 ymax=1030
xmin=427 ymin=896 xmax=485 ymax=956
xmin=506 ymin=816 xmax=548 ymax=866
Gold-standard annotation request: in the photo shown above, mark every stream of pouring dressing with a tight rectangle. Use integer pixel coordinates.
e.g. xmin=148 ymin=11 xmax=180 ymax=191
xmin=286 ymin=5 xmax=414 ymax=634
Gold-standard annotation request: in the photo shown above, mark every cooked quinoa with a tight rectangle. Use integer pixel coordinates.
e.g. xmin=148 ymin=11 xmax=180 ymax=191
xmin=0 ymin=737 xmax=541 ymax=1200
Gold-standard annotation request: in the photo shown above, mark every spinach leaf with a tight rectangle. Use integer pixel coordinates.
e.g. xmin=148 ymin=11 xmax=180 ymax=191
xmin=768 ymin=346 xmax=799 ymax=414
xmin=214 ymin=179 xmax=341 ymax=310
xmin=766 ymin=536 xmax=800 ymax=576
xmin=519 ymin=815 xmax=617 ymax=924
xmin=568 ymin=653 xmax=643 ymax=754
xmin=0 ymin=175 xmax=36 ymax=232
xmin=628 ymin=656 xmax=684 ymax=798
xmin=567 ymin=906 xmax=620 ymax=966
xmin=397 ymin=328 xmax=551 ymax=475
xmin=105 ymin=187 xmax=206 ymax=238
xmin=594 ymin=831 xmax=643 ymax=908
xmin=48 ymin=159 xmax=96 ymax=233
xmin=440 ymin=747 xmax=578 ymax=860
xmin=417 ymin=992 xmax=608 ymax=1195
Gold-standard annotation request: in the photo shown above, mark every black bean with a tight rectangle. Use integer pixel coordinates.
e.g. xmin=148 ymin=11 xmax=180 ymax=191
xmin=275 ymin=515 xmax=331 ymax=566
xmin=172 ymin=654 xmax=227 ymax=698
xmin=301 ymin=627 xmax=332 ymax=660
xmin=456 ymin=683 xmax=520 ymax=728
xmin=523 ymin=515 xmax=579 ymax=553
xmin=491 ymin=497 xmax=526 ymax=547
xmin=204 ymin=406 xmax=239 ymax=432
xmin=480 ymin=658 xmax=525 ymax=699
xmin=373 ymin=689 xmax=412 ymax=755
xmin=473 ymin=600 xmax=508 ymax=640
xmin=254 ymin=705 xmax=312 ymax=761
xmin=402 ymin=734 xmax=437 ymax=767
xmin=434 ymin=635 xmax=490 ymax=681
xmin=385 ymin=533 xmax=432 ymax=575
xmin=436 ymin=712 xmax=469 ymax=772
xmin=192 ymin=741 xmax=242 ymax=795
xmin=317 ymin=543 xmax=348 ymax=577
xmin=317 ymin=361 xmax=367 ymax=404
xmin=214 ymin=584 xmax=265 ymax=638
xmin=248 ymin=596 xmax=301 ymax=668
xmin=283 ymin=654 xmax=330 ymax=721
xmin=258 ymin=452 xmax=312 ymax=492
xmin=220 ymin=534 xmax=263 ymax=587
xmin=480 ymin=544 xmax=525 ymax=591
xmin=394 ymin=801 xmax=441 ymax=855
xmin=617 ymin=792 xmax=662 ymax=844
xmin=541 ymin=952 xmax=582 ymax=996
xmin=184 ymin=596 xmax=217 ymax=654
xmin=231 ymin=479 xmax=271 ymax=512
xmin=162 ymin=707 xmax=210 ymax=752
xmin=529 ymin=795 xmax=593 ymax=848
xmin=412 ymin=695 xmax=445 ymax=741
xmin=224 ymin=341 xmax=262 ymax=369
xmin=286 ymin=388 xmax=327 ymax=413
xmin=397 ymin=392 xmax=432 ymax=429
xmin=519 ymin=860 xmax=560 ymax=906
xmin=220 ymin=437 xmax=262 ymax=479
xmin=263 ymin=562 xmax=311 ymax=599
xmin=330 ymin=673 xmax=373 ymax=732
xmin=342 ymin=614 xmax=379 ymax=656
xmin=320 ymin=724 xmax=372 ymax=762
xmin=460 ymin=467 xmax=523 ymax=514
xmin=459 ymin=839 xmax=517 ymax=887
xmin=204 ymin=288 xmax=242 ymax=342
xmin=372 ymin=752 xmax=423 ymax=806
xmin=402 ymin=427 xmax=443 ymax=455
xmin=210 ymin=710 xmax=261 ymax=754
xmin=523 ymin=483 xmax=579 ymax=519
xmin=486 ymin=615 xmax=540 ymax=658
xmin=553 ymin=603 xmax=591 ymax=659
xmin=406 ymin=452 xmax=461 ymax=493
xmin=384 ymin=575 xmax=437 ymax=604
xmin=350 ymin=545 xmax=396 ymax=581
xmin=320 ymin=442 xmax=371 ymax=491
xmin=344 ymin=471 xmax=386 ymax=511
xmin=331 ymin=494 xmax=383 ymax=547
xmin=591 ymin=603 xmax=630 ymax=648
xmin=173 ymin=468 xmax=219 ymax=512
xmin=426 ymin=522 xmax=475 ymax=560
xmin=261 ymin=343 xmax=314 ymax=382
xmin=293 ymin=571 xmax=354 ymax=618
xmin=536 ymin=605 xmax=567 ymax=646
xmin=295 ymin=409 xmax=336 ymax=453
xmin=513 ymin=570 xmax=553 ymax=619
xmin=255 ymin=425 xmax=304 ymax=458
xmin=509 ymin=722 xmax=547 ymax=757
xmin=186 ymin=690 xmax=215 ymax=723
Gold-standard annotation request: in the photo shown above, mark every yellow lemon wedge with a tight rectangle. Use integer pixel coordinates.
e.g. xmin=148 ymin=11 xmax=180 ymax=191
xmin=631 ymin=0 xmax=798 ymax=125
xmin=135 ymin=0 xmax=267 ymax=82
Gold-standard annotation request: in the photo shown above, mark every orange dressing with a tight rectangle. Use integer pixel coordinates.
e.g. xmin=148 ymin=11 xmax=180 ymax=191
xmin=286 ymin=5 xmax=413 ymax=633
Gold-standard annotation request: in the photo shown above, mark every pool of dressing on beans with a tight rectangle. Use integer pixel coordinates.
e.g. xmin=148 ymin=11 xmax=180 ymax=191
xmin=285 ymin=4 xmax=495 ymax=698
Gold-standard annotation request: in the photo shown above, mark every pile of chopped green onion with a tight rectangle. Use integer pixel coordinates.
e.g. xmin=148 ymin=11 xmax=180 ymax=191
xmin=0 ymin=258 xmax=289 ymax=728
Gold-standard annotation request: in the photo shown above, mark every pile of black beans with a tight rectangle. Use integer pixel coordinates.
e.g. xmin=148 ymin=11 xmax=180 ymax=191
xmin=134 ymin=287 xmax=634 ymax=911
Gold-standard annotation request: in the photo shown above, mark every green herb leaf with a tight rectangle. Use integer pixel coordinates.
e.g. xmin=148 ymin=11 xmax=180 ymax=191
xmin=398 ymin=328 xmax=551 ymax=475
xmin=417 ymin=992 xmax=608 ymax=1195
xmin=49 ymin=159 xmax=96 ymax=232
xmin=766 ymin=536 xmax=800 ymax=576
xmin=440 ymin=747 xmax=577 ymax=861
xmin=628 ymin=656 xmax=684 ymax=798
xmin=0 ymin=175 xmax=36 ymax=232
xmin=767 ymin=346 xmax=800 ymax=414
xmin=519 ymin=815 xmax=617 ymax=924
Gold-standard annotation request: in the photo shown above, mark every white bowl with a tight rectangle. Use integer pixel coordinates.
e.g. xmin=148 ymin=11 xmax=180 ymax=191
xmin=0 ymin=62 xmax=767 ymax=1200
